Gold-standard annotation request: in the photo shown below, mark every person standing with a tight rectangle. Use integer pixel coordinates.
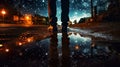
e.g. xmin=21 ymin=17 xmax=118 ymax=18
xmin=48 ymin=0 xmax=69 ymax=32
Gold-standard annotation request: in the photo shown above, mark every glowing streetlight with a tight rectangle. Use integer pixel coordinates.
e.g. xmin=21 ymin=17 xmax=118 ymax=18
xmin=24 ymin=14 xmax=33 ymax=25
xmin=5 ymin=48 xmax=9 ymax=52
xmin=1 ymin=9 xmax=6 ymax=23
xmin=1 ymin=10 xmax=6 ymax=15
xmin=0 ymin=44 xmax=3 ymax=48
xmin=27 ymin=37 xmax=34 ymax=42
xmin=25 ymin=16 xmax=30 ymax=20
xmin=18 ymin=42 xmax=22 ymax=46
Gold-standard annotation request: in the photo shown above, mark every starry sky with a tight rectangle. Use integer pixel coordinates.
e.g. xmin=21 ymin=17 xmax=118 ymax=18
xmin=12 ymin=0 xmax=109 ymax=25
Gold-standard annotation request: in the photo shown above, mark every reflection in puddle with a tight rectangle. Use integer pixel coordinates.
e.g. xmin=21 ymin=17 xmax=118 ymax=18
xmin=69 ymin=28 xmax=113 ymax=40
xmin=36 ymin=32 xmax=120 ymax=67
xmin=0 ymin=32 xmax=120 ymax=67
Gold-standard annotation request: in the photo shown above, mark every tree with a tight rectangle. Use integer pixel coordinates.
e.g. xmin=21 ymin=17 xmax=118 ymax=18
xmin=73 ymin=20 xmax=77 ymax=24
xmin=107 ymin=0 xmax=120 ymax=21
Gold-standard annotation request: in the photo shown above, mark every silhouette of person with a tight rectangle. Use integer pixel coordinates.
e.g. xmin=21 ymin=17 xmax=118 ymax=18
xmin=48 ymin=0 xmax=69 ymax=32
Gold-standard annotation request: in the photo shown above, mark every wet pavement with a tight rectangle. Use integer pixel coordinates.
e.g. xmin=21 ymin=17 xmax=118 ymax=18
xmin=0 ymin=25 xmax=120 ymax=67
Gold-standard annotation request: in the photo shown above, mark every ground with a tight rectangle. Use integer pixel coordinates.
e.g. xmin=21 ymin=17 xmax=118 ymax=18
xmin=70 ymin=22 xmax=120 ymax=42
xmin=0 ymin=23 xmax=120 ymax=67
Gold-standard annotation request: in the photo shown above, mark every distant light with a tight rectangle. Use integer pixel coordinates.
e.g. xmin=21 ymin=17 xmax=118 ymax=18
xmin=24 ymin=14 xmax=33 ymax=25
xmin=27 ymin=38 xmax=31 ymax=42
xmin=72 ymin=0 xmax=74 ymax=3
xmin=48 ymin=25 xmax=53 ymax=32
xmin=19 ymin=52 xmax=23 ymax=56
xmin=43 ymin=18 xmax=46 ymax=21
xmin=45 ymin=53 xmax=48 ymax=55
xmin=5 ymin=48 xmax=9 ymax=52
xmin=42 ymin=0 xmax=45 ymax=2
xmin=18 ymin=42 xmax=22 ymax=46
xmin=25 ymin=16 xmax=30 ymax=20
xmin=90 ymin=18 xmax=93 ymax=22
xmin=91 ymin=43 xmax=95 ymax=48
xmin=1 ymin=9 xmax=6 ymax=15
xmin=27 ymin=37 xmax=33 ymax=42
xmin=75 ymin=45 xmax=80 ymax=50
xmin=0 ymin=44 xmax=3 ymax=47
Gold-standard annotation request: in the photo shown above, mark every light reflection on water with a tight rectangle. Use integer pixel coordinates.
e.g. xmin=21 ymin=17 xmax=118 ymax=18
xmin=0 ymin=32 xmax=120 ymax=67
xmin=39 ymin=32 xmax=112 ymax=57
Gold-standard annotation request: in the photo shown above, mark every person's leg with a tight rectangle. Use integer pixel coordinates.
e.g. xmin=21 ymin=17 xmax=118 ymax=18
xmin=61 ymin=0 xmax=69 ymax=32
xmin=48 ymin=0 xmax=57 ymax=32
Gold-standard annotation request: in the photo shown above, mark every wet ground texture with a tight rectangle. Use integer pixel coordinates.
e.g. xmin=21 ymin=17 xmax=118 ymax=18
xmin=0 ymin=24 xmax=120 ymax=67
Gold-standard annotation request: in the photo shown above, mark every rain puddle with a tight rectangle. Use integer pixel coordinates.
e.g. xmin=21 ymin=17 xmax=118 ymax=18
xmin=69 ymin=28 xmax=113 ymax=40
xmin=0 ymin=32 xmax=120 ymax=67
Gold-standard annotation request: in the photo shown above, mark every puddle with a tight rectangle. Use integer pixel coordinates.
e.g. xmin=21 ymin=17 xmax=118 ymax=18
xmin=38 ymin=32 xmax=117 ymax=58
xmin=0 ymin=32 xmax=120 ymax=67
xmin=69 ymin=28 xmax=113 ymax=40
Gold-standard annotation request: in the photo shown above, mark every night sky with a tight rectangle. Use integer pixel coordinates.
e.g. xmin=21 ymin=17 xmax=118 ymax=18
xmin=12 ymin=0 xmax=109 ymax=25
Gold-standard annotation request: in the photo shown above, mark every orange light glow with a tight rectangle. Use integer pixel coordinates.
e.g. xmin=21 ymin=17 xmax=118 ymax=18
xmin=24 ymin=14 xmax=33 ymax=25
xmin=13 ymin=15 xmax=19 ymax=21
xmin=48 ymin=25 xmax=53 ymax=32
xmin=5 ymin=48 xmax=9 ymax=52
xmin=90 ymin=18 xmax=93 ymax=22
xmin=1 ymin=9 xmax=6 ymax=15
xmin=18 ymin=42 xmax=22 ymax=46
xmin=27 ymin=38 xmax=32 ymax=42
xmin=75 ymin=45 xmax=80 ymax=50
xmin=25 ymin=16 xmax=30 ymax=20
xmin=0 ymin=44 xmax=3 ymax=48
xmin=26 ymin=21 xmax=33 ymax=25
xmin=27 ymin=37 xmax=34 ymax=42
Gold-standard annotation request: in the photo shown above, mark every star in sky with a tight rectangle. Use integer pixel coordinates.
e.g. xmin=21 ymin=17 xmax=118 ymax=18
xmin=11 ymin=0 xmax=109 ymax=25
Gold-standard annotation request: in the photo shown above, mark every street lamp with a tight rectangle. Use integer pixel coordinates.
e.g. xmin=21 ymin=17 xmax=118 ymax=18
xmin=25 ymin=16 xmax=30 ymax=20
xmin=1 ymin=9 xmax=6 ymax=23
